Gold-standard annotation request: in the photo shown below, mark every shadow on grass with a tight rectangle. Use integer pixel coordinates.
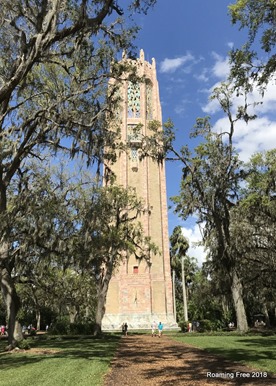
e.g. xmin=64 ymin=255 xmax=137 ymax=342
xmin=172 ymin=335 xmax=276 ymax=363
xmin=0 ymin=334 xmax=121 ymax=371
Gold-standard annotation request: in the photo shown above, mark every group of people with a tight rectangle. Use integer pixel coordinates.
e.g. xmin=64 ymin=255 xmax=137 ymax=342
xmin=151 ymin=321 xmax=163 ymax=337
xmin=121 ymin=321 xmax=164 ymax=337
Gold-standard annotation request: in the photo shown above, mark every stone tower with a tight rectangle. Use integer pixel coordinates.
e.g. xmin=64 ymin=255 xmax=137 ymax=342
xmin=102 ymin=50 xmax=176 ymax=330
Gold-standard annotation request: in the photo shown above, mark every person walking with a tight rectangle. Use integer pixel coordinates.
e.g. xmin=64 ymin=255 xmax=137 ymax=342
xmin=158 ymin=322 xmax=163 ymax=338
xmin=124 ymin=322 xmax=128 ymax=336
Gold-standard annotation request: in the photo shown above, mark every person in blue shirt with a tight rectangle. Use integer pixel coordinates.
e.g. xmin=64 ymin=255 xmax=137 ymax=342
xmin=158 ymin=322 xmax=163 ymax=338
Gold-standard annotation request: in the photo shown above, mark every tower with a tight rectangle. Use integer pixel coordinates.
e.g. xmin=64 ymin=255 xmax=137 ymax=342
xmin=102 ymin=50 xmax=177 ymax=329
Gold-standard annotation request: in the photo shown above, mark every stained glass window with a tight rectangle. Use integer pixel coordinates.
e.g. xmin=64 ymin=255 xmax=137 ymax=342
xmin=131 ymin=148 xmax=138 ymax=160
xmin=127 ymin=82 xmax=140 ymax=118
xmin=146 ymin=83 xmax=153 ymax=120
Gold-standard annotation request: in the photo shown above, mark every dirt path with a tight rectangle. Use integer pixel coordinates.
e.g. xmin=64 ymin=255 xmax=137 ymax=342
xmin=104 ymin=334 xmax=275 ymax=386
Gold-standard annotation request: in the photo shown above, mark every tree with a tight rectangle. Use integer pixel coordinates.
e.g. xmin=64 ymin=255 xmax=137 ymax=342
xmin=1 ymin=160 xmax=84 ymax=333
xmin=73 ymin=184 xmax=157 ymax=335
xmin=228 ymin=0 xmax=276 ymax=91
xmin=187 ymin=269 xmax=228 ymax=328
xmin=3 ymin=160 xmax=156 ymax=336
xmin=170 ymin=226 xmax=189 ymax=323
xmin=159 ymin=83 xmax=253 ymax=332
xmin=230 ymin=149 xmax=276 ymax=326
xmin=171 ymin=124 xmax=249 ymax=332
xmin=0 ymin=0 xmax=157 ymax=348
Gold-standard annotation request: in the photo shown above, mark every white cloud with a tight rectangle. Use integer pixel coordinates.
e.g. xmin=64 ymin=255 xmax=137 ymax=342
xmin=201 ymin=84 xmax=221 ymax=114
xmin=201 ymin=52 xmax=276 ymax=162
xmin=194 ymin=68 xmax=209 ymax=82
xmin=213 ymin=116 xmax=276 ymax=161
xmin=160 ymin=53 xmax=195 ymax=73
xmin=174 ymin=98 xmax=192 ymax=116
xmin=181 ymin=225 xmax=207 ymax=267
xmin=211 ymin=52 xmax=230 ymax=79
xmin=227 ymin=42 xmax=234 ymax=49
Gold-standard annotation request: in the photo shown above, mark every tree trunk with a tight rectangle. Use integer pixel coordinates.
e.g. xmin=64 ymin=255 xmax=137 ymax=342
xmin=230 ymin=269 xmax=248 ymax=332
xmin=181 ymin=257 xmax=188 ymax=322
xmin=14 ymin=321 xmax=24 ymax=342
xmin=262 ymin=302 xmax=271 ymax=328
xmin=0 ymin=264 xmax=21 ymax=349
xmin=32 ymin=288 xmax=41 ymax=331
xmin=94 ymin=266 xmax=112 ymax=336
xmin=0 ymin=187 xmax=20 ymax=348
xmin=67 ymin=306 xmax=78 ymax=324
xmin=36 ymin=309 xmax=41 ymax=331
xmin=94 ymin=288 xmax=107 ymax=336
xmin=221 ymin=295 xmax=231 ymax=320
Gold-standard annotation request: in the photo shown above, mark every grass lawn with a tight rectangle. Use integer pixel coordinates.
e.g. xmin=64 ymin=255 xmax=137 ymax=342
xmin=169 ymin=332 xmax=276 ymax=375
xmin=0 ymin=334 xmax=121 ymax=386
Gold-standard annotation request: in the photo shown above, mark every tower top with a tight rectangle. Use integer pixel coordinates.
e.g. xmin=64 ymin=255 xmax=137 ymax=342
xmin=121 ymin=49 xmax=156 ymax=69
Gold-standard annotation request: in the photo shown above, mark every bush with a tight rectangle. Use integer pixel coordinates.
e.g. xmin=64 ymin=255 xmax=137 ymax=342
xmin=49 ymin=317 xmax=70 ymax=335
xmin=178 ymin=321 xmax=188 ymax=333
xmin=198 ymin=319 xmax=214 ymax=332
xmin=69 ymin=322 xmax=95 ymax=335
xmin=17 ymin=339 xmax=31 ymax=350
xmin=49 ymin=317 xmax=96 ymax=335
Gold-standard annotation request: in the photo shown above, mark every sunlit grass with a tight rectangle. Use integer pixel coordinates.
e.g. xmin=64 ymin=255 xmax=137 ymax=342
xmin=0 ymin=334 xmax=121 ymax=386
xmin=169 ymin=333 xmax=276 ymax=375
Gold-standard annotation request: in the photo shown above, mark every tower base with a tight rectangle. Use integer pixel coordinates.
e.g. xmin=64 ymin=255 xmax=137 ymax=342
xmin=102 ymin=312 xmax=178 ymax=330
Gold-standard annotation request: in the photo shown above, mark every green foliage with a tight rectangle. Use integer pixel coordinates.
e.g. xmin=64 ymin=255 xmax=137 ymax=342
xmin=168 ymin=111 xmax=275 ymax=330
xmin=49 ymin=317 xmax=71 ymax=335
xmin=17 ymin=339 xmax=31 ymax=350
xmin=228 ymin=0 xmax=276 ymax=89
xmin=0 ymin=299 xmax=6 ymax=325
xmin=170 ymin=225 xmax=199 ymax=324
xmin=3 ymin=160 xmax=155 ymax=334
xmin=187 ymin=270 xmax=228 ymax=325
xmin=49 ymin=317 xmax=96 ymax=336
xmin=169 ymin=86 xmax=262 ymax=331
xmin=170 ymin=226 xmax=189 ymax=267
xmin=68 ymin=323 xmax=96 ymax=336
xmin=178 ymin=321 xmax=188 ymax=333
xmin=197 ymin=319 xmax=213 ymax=332
xmin=172 ymin=118 xmax=243 ymax=269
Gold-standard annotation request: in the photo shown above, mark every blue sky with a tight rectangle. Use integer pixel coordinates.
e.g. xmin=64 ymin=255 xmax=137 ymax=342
xmin=133 ymin=0 xmax=276 ymax=265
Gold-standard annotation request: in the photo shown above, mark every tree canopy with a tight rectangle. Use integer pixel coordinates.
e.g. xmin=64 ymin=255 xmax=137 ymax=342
xmin=228 ymin=0 xmax=276 ymax=90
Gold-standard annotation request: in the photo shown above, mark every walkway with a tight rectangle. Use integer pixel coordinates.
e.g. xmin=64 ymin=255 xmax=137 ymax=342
xmin=104 ymin=334 xmax=275 ymax=386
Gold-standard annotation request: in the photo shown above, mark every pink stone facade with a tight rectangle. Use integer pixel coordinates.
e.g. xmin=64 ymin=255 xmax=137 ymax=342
xmin=102 ymin=50 xmax=177 ymax=330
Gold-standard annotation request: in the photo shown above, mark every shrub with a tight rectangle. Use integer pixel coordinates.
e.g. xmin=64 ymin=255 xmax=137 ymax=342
xmin=49 ymin=317 xmax=70 ymax=335
xmin=17 ymin=339 xmax=31 ymax=350
xmin=49 ymin=317 xmax=96 ymax=335
xmin=198 ymin=319 xmax=213 ymax=332
xmin=178 ymin=321 xmax=188 ymax=333
xmin=69 ymin=322 xmax=95 ymax=335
